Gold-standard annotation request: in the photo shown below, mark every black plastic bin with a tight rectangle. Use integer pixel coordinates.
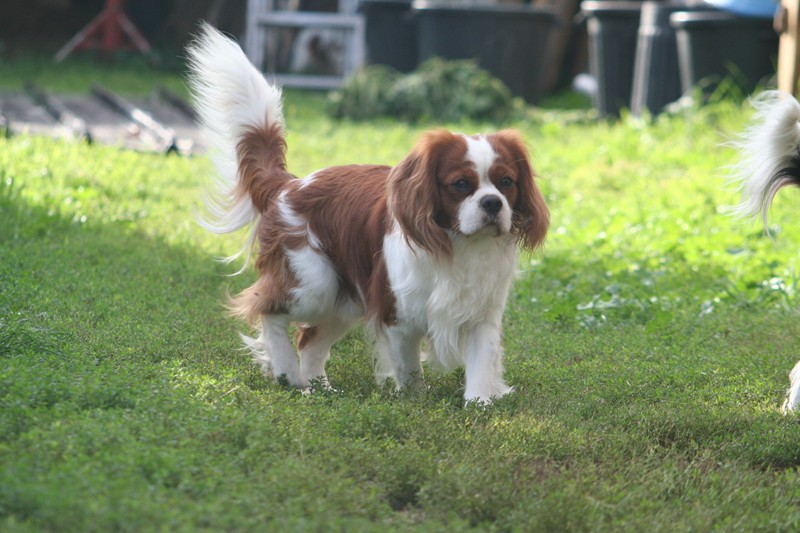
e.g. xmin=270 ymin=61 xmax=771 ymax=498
xmin=363 ymin=0 xmax=418 ymax=72
xmin=412 ymin=1 xmax=558 ymax=104
xmin=581 ymin=1 xmax=642 ymax=118
xmin=670 ymin=10 xmax=778 ymax=97
xmin=630 ymin=1 xmax=686 ymax=116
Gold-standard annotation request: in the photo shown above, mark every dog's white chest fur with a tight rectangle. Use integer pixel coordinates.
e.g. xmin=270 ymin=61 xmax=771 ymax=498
xmin=384 ymin=229 xmax=518 ymax=370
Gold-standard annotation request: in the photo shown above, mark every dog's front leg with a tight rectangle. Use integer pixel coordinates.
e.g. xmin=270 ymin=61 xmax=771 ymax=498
xmin=463 ymin=321 xmax=512 ymax=404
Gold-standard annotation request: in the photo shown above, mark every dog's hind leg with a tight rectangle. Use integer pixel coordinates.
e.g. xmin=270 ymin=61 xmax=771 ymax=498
xmin=375 ymin=325 xmax=425 ymax=391
xmin=251 ymin=314 xmax=304 ymax=387
xmin=296 ymin=318 xmax=352 ymax=389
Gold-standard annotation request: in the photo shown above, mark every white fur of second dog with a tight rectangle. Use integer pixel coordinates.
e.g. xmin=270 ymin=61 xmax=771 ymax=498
xmin=731 ymin=90 xmax=800 ymax=413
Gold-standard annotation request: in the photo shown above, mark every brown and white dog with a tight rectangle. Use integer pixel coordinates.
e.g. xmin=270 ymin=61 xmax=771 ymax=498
xmin=187 ymin=25 xmax=549 ymax=403
xmin=731 ymin=90 xmax=800 ymax=412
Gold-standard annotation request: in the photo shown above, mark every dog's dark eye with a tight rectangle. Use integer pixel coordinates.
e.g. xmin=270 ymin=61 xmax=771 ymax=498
xmin=453 ymin=179 xmax=473 ymax=192
xmin=499 ymin=176 xmax=514 ymax=188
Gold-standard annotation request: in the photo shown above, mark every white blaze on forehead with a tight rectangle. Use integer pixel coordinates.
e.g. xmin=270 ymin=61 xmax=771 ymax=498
xmin=456 ymin=134 xmax=512 ymax=236
xmin=461 ymin=134 xmax=496 ymax=185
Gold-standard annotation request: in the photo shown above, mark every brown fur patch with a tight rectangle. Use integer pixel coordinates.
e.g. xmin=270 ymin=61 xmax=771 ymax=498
xmin=488 ymin=130 xmax=550 ymax=251
xmin=295 ymin=325 xmax=317 ymax=350
xmin=228 ymin=276 xmax=290 ymax=324
xmin=230 ymin=124 xmax=300 ymax=324
xmin=287 ymin=165 xmax=397 ymax=325
xmin=388 ymin=130 xmax=469 ymax=260
xmin=236 ymin=123 xmax=295 ymax=208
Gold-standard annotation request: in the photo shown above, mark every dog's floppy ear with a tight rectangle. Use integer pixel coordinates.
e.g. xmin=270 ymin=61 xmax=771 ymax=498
xmin=494 ymin=129 xmax=549 ymax=251
xmin=388 ymin=130 xmax=457 ymax=260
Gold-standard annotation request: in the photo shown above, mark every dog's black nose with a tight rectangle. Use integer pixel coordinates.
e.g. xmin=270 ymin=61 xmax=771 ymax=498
xmin=480 ymin=195 xmax=503 ymax=215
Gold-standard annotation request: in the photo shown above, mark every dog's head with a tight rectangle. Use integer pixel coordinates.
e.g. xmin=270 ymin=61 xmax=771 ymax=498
xmin=388 ymin=129 xmax=549 ymax=259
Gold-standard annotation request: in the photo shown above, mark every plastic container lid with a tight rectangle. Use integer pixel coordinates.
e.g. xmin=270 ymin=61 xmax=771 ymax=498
xmin=702 ymin=0 xmax=777 ymax=18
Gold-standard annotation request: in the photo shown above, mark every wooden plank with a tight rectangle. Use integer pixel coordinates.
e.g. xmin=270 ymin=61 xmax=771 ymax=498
xmin=252 ymin=12 xmax=364 ymax=29
xmin=156 ymin=85 xmax=197 ymax=121
xmin=777 ymin=0 xmax=800 ymax=95
xmin=0 ymin=112 xmax=9 ymax=138
xmin=92 ymin=84 xmax=179 ymax=154
xmin=269 ymin=73 xmax=347 ymax=89
xmin=25 ymin=82 xmax=92 ymax=143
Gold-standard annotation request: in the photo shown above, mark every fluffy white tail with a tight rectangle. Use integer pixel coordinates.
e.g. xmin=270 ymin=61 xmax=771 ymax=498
xmin=186 ymin=23 xmax=286 ymax=269
xmin=729 ymin=90 xmax=800 ymax=227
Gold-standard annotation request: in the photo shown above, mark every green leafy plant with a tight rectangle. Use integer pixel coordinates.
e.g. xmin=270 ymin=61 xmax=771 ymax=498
xmin=329 ymin=58 xmax=518 ymax=123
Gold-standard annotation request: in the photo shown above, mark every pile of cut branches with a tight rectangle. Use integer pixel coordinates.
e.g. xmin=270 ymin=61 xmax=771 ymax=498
xmin=329 ymin=58 xmax=518 ymax=123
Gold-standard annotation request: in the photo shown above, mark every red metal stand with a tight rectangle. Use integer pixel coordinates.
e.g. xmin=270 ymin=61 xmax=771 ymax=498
xmin=55 ymin=0 xmax=152 ymax=62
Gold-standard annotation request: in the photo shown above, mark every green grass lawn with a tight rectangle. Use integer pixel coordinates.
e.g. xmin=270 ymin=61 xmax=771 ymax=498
xmin=3 ymin=55 xmax=800 ymax=531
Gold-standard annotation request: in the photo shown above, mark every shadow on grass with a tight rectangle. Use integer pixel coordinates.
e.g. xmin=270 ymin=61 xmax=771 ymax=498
xmin=0 ymin=183 xmax=453 ymax=409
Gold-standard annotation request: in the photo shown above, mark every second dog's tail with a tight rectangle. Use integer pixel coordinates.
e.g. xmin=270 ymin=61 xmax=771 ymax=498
xmin=731 ymin=91 xmax=800 ymax=226
xmin=187 ymin=23 xmax=293 ymax=270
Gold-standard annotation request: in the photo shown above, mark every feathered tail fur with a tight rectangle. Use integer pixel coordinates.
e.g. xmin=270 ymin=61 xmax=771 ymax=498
xmin=186 ymin=23 xmax=291 ymax=271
